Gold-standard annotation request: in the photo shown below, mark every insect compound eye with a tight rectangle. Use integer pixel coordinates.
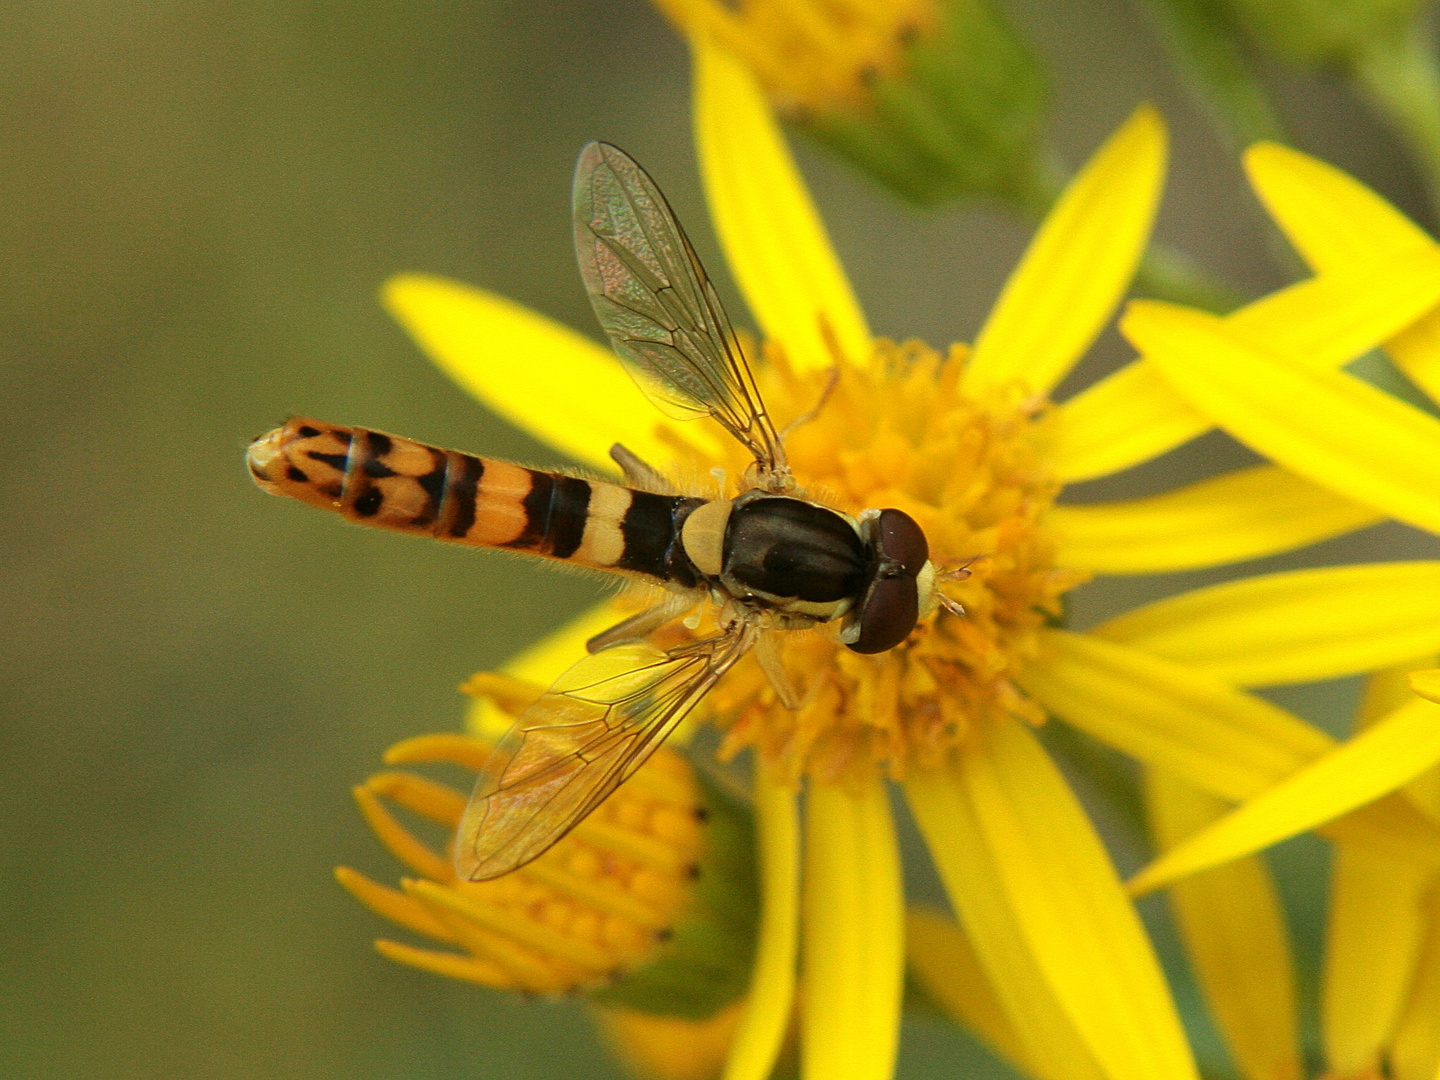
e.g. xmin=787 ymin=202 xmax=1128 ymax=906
xmin=845 ymin=507 xmax=929 ymax=654
xmin=876 ymin=508 xmax=928 ymax=575
xmin=846 ymin=574 xmax=920 ymax=654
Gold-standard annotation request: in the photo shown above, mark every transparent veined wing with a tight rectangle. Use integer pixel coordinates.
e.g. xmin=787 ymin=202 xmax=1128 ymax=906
xmin=454 ymin=623 xmax=759 ymax=881
xmin=573 ymin=141 xmax=787 ymax=478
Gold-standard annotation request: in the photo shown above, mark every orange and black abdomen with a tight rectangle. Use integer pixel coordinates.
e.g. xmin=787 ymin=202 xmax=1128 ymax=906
xmin=247 ymin=418 xmax=703 ymax=586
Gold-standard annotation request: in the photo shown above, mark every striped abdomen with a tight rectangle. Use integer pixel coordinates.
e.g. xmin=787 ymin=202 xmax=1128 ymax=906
xmin=247 ymin=418 xmax=703 ymax=586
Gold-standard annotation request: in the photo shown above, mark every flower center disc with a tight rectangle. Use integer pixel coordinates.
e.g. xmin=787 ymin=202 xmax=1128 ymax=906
xmin=658 ymin=339 xmax=1082 ymax=784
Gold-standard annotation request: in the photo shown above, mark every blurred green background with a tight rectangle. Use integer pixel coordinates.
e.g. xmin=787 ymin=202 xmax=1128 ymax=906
xmin=3 ymin=1 xmax=1438 ymax=1078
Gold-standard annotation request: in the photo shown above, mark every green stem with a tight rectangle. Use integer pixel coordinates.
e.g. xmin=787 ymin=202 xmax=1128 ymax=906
xmin=1135 ymin=242 xmax=1244 ymax=312
xmin=1131 ymin=0 xmax=1289 ymax=149
xmin=1350 ymin=15 xmax=1440 ymax=223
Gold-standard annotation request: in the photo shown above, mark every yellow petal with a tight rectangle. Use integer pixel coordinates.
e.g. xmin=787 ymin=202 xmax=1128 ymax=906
xmin=1054 ymin=244 xmax=1440 ymax=482
xmin=373 ymin=938 xmax=515 ymax=988
xmin=1243 ymin=141 xmax=1432 ymax=274
xmin=1051 ymin=360 xmax=1203 ymax=484
xmin=905 ymin=908 xmax=1032 ymax=1076
xmin=1091 ymin=562 xmax=1440 ymax=686
xmin=594 ymin=1000 xmax=747 ymax=1080
xmin=351 ymin=784 xmax=452 ymax=882
xmin=382 ymin=274 xmax=669 ymax=473
xmin=1128 ymin=695 xmax=1440 ymax=895
xmin=801 ymin=776 xmax=903 ymax=1080
xmin=1323 ymin=844 xmax=1432 ymax=1077
xmin=912 ymin=718 xmax=1198 ymax=1080
xmin=1244 ymin=143 xmax=1440 ymax=407
xmin=1389 ymin=887 xmax=1440 ymax=1080
xmin=1122 ymin=300 xmax=1440 ymax=534
xmin=1026 ymin=633 xmax=1440 ymax=866
xmin=334 ymin=865 xmax=457 ymax=942
xmin=1021 ymin=630 xmax=1328 ymax=804
xmin=1143 ymin=770 xmax=1302 ymax=1080
xmin=905 ymin=768 xmax=1111 ymax=1080
xmin=966 ymin=106 xmax=1165 ymax=398
xmin=1049 ymin=465 xmax=1381 ymax=574
xmin=1325 ymin=660 xmax=1440 ymax=1076
xmin=466 ymin=601 xmax=629 ymax=738
xmin=693 ymin=37 xmax=870 ymax=372
xmin=1413 ymin=669 xmax=1440 ymax=705
xmin=722 ymin=761 xmax=799 ymax=1080
xmin=1387 ymin=309 xmax=1440 ymax=409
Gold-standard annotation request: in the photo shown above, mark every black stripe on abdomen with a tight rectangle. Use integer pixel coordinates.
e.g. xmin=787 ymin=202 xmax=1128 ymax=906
xmin=616 ymin=491 xmax=703 ymax=587
xmin=439 ymin=453 xmax=484 ymax=538
xmin=506 ymin=471 xmax=592 ymax=557
xmin=547 ymin=477 xmax=592 ymax=558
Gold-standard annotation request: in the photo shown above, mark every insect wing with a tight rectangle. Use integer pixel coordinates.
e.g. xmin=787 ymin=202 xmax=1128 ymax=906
xmin=454 ymin=626 xmax=757 ymax=881
xmin=573 ymin=141 xmax=785 ymax=475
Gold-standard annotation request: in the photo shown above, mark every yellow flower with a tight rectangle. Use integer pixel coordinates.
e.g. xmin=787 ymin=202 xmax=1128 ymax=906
xmin=338 ymin=689 xmax=762 ymax=1080
xmin=649 ymin=0 xmax=1048 ymax=207
xmin=1100 ymin=142 xmax=1440 ymax=1080
xmin=378 ymin=40 xmax=1440 ymax=1080
xmin=336 ymin=723 xmax=714 ymax=996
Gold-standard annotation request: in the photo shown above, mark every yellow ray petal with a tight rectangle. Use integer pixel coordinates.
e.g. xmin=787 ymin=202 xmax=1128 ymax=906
xmin=905 ymin=908 xmax=1032 ymax=1077
xmin=1128 ymin=695 xmax=1440 ymax=895
xmin=334 ymin=866 xmax=457 ymax=942
xmin=1389 ymin=886 xmax=1440 ymax=1080
xmin=1049 ymin=465 xmax=1382 ymax=574
xmin=1243 ymin=142 xmax=1432 ymax=273
xmin=1323 ymin=845 xmax=1432 ymax=1077
xmin=1122 ymin=301 xmax=1440 ymax=535
xmin=1244 ymin=143 xmax=1440 ymax=405
xmin=1387 ymin=310 xmax=1440 ymax=410
xmin=1413 ymin=669 xmax=1440 ymax=705
xmin=1051 ymin=360 xmax=1204 ymax=484
xmin=914 ymin=719 xmax=1198 ymax=1080
xmin=594 ymin=1000 xmax=747 ymax=1080
xmin=1021 ymin=630 xmax=1328 ymax=803
xmin=1091 ymin=562 xmax=1440 ymax=686
xmin=373 ymin=938 xmax=515 ymax=988
xmin=801 ymin=776 xmax=903 ymax=1080
xmin=1054 ymin=244 xmax=1440 ymax=481
xmin=905 ymin=768 xmax=1110 ymax=1080
xmin=1027 ymin=633 xmax=1440 ymax=866
xmin=966 ymin=107 xmax=1165 ymax=398
xmin=1143 ymin=770 xmax=1302 ymax=1080
xmin=693 ymin=37 xmax=870 ymax=372
xmin=1367 ymin=661 xmax=1440 ymax=818
xmin=722 ymin=761 xmax=799 ymax=1080
xmin=466 ymin=601 xmax=629 ymax=739
xmin=351 ymin=784 xmax=452 ymax=882
xmin=382 ymin=274 xmax=670 ymax=473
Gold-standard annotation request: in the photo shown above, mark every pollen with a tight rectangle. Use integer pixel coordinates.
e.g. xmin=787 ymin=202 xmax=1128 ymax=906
xmin=337 ymin=731 xmax=706 ymax=995
xmin=653 ymin=0 xmax=938 ymax=116
xmin=676 ymin=339 xmax=1082 ymax=783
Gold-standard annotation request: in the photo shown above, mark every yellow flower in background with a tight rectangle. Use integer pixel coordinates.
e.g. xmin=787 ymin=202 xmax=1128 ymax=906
xmin=337 ymin=690 xmax=758 ymax=1080
xmin=1106 ymin=142 xmax=1440 ymax=1080
xmin=369 ymin=38 xmax=1440 ymax=1080
xmin=649 ymin=0 xmax=1049 ymax=208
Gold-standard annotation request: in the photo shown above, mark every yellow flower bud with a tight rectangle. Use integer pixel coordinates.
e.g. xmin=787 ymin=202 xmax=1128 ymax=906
xmin=655 ymin=0 xmax=1050 ymax=206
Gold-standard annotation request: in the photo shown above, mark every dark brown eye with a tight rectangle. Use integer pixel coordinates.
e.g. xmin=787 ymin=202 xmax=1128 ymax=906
xmin=876 ymin=508 xmax=927 ymax=575
xmin=846 ymin=575 xmax=919 ymax=654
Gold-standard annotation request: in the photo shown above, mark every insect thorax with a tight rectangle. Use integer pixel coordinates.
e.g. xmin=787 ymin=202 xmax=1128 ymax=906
xmin=677 ymin=491 xmax=866 ymax=624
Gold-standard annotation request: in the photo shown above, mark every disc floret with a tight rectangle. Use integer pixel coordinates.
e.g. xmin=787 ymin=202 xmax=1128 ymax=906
xmin=689 ymin=339 xmax=1082 ymax=783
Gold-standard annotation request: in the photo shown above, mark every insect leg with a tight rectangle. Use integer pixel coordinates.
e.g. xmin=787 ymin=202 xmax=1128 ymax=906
xmin=754 ymin=631 xmax=800 ymax=710
xmin=609 ymin=443 xmax=675 ymax=493
xmin=780 ymin=365 xmax=840 ymax=440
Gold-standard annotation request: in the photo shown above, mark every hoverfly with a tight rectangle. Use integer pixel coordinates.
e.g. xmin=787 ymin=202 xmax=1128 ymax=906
xmin=247 ymin=143 xmax=960 ymax=882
